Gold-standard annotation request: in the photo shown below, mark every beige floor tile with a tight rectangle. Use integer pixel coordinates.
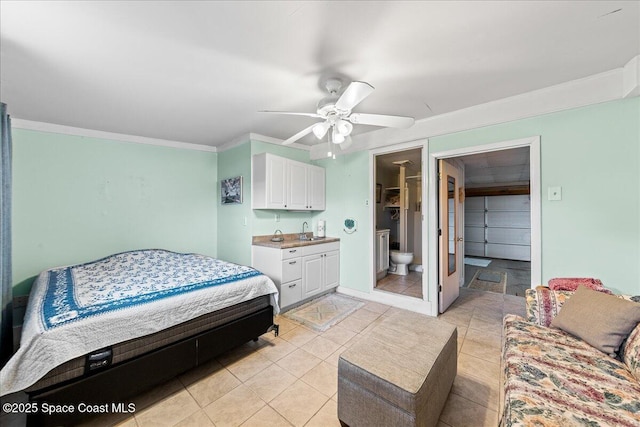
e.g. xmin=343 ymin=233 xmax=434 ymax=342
xmin=276 ymin=348 xmax=322 ymax=378
xmin=274 ymin=316 xmax=301 ymax=335
xmin=337 ymin=315 xmax=370 ymax=333
xmin=258 ymin=336 xmax=297 ymax=362
xmin=184 ymin=363 xmax=241 ymax=407
xmin=301 ymin=336 xmax=342 ymax=360
xmin=203 ymin=384 xmax=265 ymax=427
xmin=460 ymin=336 xmax=501 ymax=363
xmin=437 ymin=420 xmax=453 ymax=427
xmin=439 ymin=393 xmax=499 ymax=427
xmin=135 ymin=389 xmax=200 ymax=427
xmin=452 ymin=371 xmax=500 ymax=411
xmin=320 ymin=325 xmax=357 ymax=346
xmin=457 ymin=353 xmax=501 ymax=385
xmin=280 ymin=326 xmax=318 ymax=347
xmin=468 ymin=316 xmax=502 ymax=336
xmin=348 ymin=308 xmax=382 ymax=324
xmin=132 ymin=378 xmax=185 ymax=412
xmin=304 ymin=399 xmax=341 ymax=427
xmin=362 ymin=301 xmax=391 ymax=314
xmin=270 ymin=380 xmax=328 ymax=427
xmin=465 ymin=327 xmax=502 ymax=349
xmin=301 ymin=361 xmax=338 ymax=397
xmin=243 ymin=363 xmax=297 ymax=402
xmin=173 ymin=410 xmax=214 ymax=427
xmin=225 ymin=351 xmax=273 ymax=382
xmin=324 ymin=346 xmax=347 ymax=367
xmin=241 ymin=405 xmax=292 ymax=427
xmin=115 ymin=417 xmax=138 ymax=427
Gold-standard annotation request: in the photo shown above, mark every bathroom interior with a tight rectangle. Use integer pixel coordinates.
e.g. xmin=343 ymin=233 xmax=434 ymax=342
xmin=375 ymin=148 xmax=423 ymax=299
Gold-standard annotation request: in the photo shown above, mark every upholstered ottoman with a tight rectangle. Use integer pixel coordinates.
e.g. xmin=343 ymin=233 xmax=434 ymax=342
xmin=338 ymin=311 xmax=457 ymax=427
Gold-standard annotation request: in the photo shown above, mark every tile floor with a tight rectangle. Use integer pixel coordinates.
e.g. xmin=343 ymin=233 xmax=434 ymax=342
xmin=375 ymin=271 xmax=423 ymax=299
xmin=1 ymin=288 xmax=525 ymax=427
xmin=464 ymin=258 xmax=531 ymax=297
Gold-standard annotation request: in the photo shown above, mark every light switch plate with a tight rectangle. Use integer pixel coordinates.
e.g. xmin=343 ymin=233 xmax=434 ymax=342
xmin=548 ymin=186 xmax=562 ymax=201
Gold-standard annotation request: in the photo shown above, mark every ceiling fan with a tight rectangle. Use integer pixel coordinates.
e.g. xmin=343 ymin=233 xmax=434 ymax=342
xmin=262 ymin=78 xmax=415 ymax=151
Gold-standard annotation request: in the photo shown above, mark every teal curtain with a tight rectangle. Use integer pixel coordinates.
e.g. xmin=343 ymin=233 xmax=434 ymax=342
xmin=0 ymin=103 xmax=12 ymax=367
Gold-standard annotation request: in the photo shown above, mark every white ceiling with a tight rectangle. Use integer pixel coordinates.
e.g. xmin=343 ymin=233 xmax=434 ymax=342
xmin=1 ymin=1 xmax=638 ymax=148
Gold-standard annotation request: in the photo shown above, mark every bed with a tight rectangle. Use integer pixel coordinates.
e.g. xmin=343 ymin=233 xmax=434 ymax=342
xmin=0 ymin=249 xmax=279 ymax=425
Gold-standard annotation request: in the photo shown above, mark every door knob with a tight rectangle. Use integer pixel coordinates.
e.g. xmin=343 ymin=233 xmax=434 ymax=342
xmin=457 ymin=237 xmax=463 ymax=242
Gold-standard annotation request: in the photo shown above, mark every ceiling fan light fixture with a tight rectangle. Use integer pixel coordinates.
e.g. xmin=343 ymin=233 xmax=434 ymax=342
xmin=332 ymin=127 xmax=346 ymax=144
xmin=312 ymin=122 xmax=330 ymax=139
xmin=335 ymin=119 xmax=353 ymax=136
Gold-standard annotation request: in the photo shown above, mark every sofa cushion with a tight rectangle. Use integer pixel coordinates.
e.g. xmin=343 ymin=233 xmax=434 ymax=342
xmin=623 ymin=323 xmax=640 ymax=381
xmin=550 ymin=286 xmax=640 ymax=356
xmin=525 ymin=287 xmax=573 ymax=326
xmin=502 ymin=314 xmax=640 ymax=426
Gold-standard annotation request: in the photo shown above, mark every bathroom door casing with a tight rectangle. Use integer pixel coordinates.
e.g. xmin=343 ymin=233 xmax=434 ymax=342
xmin=439 ymin=159 xmax=462 ymax=313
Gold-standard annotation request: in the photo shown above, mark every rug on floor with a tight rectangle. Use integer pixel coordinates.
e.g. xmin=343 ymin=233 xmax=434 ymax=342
xmin=283 ymin=293 xmax=365 ymax=332
xmin=468 ymin=269 xmax=507 ymax=294
xmin=464 ymin=257 xmax=492 ymax=267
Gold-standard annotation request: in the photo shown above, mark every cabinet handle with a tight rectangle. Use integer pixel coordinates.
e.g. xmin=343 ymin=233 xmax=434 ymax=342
xmin=289 ymin=261 xmax=297 ymax=265
xmin=289 ymin=249 xmax=297 ymax=253
xmin=289 ymin=284 xmax=297 ymax=288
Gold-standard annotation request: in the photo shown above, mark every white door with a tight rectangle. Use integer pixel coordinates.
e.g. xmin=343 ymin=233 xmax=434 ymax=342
xmin=266 ymin=155 xmax=287 ymax=209
xmin=323 ymin=251 xmax=340 ymax=289
xmin=303 ymin=255 xmax=323 ymax=297
xmin=439 ymin=159 xmax=462 ymax=313
xmin=307 ymin=166 xmax=325 ymax=210
xmin=288 ymin=161 xmax=308 ymax=210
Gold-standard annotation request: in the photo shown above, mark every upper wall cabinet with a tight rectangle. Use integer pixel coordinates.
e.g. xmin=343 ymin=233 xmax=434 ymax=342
xmin=252 ymin=153 xmax=325 ymax=211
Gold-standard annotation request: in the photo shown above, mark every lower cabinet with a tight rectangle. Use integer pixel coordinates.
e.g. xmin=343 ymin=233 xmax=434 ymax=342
xmin=252 ymin=241 xmax=340 ymax=310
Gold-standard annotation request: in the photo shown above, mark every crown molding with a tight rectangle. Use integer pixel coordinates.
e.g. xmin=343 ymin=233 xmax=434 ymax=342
xmin=216 ymin=132 xmax=312 ymax=153
xmin=10 ymin=119 xmax=218 ymax=153
xmin=310 ymin=56 xmax=640 ymax=160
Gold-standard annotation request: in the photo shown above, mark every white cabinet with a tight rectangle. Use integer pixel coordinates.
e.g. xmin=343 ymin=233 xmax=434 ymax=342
xmin=302 ymin=248 xmax=339 ymax=299
xmin=252 ymin=153 xmax=325 ymax=211
xmin=252 ymin=241 xmax=340 ymax=310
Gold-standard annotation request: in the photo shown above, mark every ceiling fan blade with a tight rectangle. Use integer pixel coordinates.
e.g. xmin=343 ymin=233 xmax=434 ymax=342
xmin=348 ymin=113 xmax=414 ymax=128
xmin=339 ymin=136 xmax=353 ymax=150
xmin=260 ymin=110 xmax=322 ymax=118
xmin=282 ymin=124 xmax=316 ymax=145
xmin=335 ymin=81 xmax=374 ymax=111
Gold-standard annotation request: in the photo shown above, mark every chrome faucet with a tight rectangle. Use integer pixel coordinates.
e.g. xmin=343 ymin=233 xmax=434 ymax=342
xmin=300 ymin=222 xmax=309 ymax=240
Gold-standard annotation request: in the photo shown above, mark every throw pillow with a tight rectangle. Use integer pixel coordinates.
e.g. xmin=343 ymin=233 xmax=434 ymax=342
xmin=551 ymin=286 xmax=640 ymax=356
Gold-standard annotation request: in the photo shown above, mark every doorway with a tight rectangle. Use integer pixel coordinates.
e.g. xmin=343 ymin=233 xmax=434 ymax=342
xmin=429 ymin=136 xmax=541 ymax=313
xmin=374 ymin=148 xmax=423 ymax=299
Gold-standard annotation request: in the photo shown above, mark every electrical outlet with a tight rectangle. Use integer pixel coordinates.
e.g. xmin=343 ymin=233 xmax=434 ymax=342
xmin=243 ymin=216 xmax=248 ymax=226
xmin=365 ymin=199 xmax=369 ymax=206
xmin=275 ymin=214 xmax=280 ymax=222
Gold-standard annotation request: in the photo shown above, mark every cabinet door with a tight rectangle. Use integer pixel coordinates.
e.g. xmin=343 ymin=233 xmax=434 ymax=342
xmin=307 ymin=166 xmax=325 ymax=211
xmin=302 ymin=255 xmax=323 ymax=297
xmin=323 ymin=251 xmax=340 ymax=290
xmin=267 ymin=155 xmax=287 ymax=209
xmin=288 ymin=161 xmax=308 ymax=210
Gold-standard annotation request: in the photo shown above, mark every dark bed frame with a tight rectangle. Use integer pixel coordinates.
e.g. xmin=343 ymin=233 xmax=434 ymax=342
xmin=26 ymin=304 xmax=278 ymax=426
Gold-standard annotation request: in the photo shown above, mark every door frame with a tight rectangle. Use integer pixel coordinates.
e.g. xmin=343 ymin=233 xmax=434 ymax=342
xmin=367 ymin=140 xmax=435 ymax=315
xmin=428 ymin=136 xmax=542 ymax=312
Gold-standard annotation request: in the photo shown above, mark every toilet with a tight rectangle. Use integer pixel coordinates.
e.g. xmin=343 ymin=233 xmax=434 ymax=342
xmin=389 ymin=251 xmax=414 ymax=276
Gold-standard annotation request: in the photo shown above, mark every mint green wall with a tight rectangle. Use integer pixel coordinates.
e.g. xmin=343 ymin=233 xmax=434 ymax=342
xmin=428 ymin=98 xmax=639 ymax=295
xmin=321 ymin=98 xmax=639 ymax=296
xmin=313 ymin=152 xmax=371 ymax=292
xmin=12 ymin=129 xmax=218 ymax=295
xmin=216 ymin=140 xmax=313 ymax=265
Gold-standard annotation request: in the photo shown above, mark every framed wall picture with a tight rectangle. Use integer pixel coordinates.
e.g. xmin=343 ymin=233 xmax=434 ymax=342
xmin=221 ymin=176 xmax=243 ymax=204
xmin=376 ymin=183 xmax=382 ymax=203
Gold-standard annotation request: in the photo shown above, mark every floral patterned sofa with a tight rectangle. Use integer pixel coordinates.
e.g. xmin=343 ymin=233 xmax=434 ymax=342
xmin=501 ymin=287 xmax=640 ymax=426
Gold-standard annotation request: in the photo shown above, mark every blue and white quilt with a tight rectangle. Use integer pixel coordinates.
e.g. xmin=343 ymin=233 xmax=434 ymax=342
xmin=0 ymin=250 xmax=279 ymax=396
